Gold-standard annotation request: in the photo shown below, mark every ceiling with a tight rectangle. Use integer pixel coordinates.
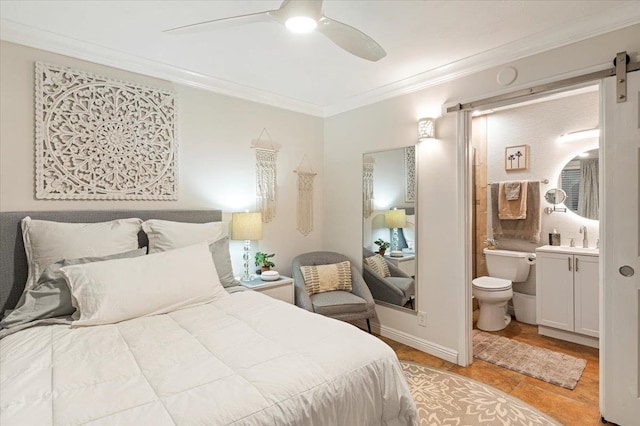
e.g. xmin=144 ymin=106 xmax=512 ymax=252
xmin=1 ymin=1 xmax=639 ymax=116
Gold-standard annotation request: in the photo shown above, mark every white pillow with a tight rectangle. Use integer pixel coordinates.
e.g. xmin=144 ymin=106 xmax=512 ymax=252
xmin=21 ymin=217 xmax=142 ymax=294
xmin=61 ymin=242 xmax=228 ymax=326
xmin=142 ymin=219 xmax=227 ymax=254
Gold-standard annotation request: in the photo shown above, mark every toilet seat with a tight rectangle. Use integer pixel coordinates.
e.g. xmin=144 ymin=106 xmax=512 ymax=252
xmin=472 ymin=276 xmax=512 ymax=292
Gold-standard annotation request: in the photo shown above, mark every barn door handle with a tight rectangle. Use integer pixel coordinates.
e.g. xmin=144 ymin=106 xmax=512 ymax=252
xmin=619 ymin=265 xmax=635 ymax=277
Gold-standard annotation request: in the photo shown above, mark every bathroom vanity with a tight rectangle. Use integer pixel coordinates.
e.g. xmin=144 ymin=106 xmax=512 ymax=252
xmin=535 ymin=245 xmax=599 ymax=348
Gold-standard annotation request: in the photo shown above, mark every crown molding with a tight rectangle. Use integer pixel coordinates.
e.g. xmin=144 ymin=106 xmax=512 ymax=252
xmin=2 ymin=3 xmax=640 ymax=119
xmin=0 ymin=19 xmax=325 ymax=117
xmin=323 ymin=3 xmax=640 ymax=117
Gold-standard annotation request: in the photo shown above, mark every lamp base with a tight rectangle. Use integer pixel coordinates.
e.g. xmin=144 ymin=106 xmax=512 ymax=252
xmin=241 ymin=239 xmax=253 ymax=282
xmin=391 ymin=227 xmax=400 ymax=252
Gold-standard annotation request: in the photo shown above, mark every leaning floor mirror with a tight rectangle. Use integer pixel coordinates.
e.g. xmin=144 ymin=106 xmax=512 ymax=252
xmin=362 ymin=146 xmax=417 ymax=312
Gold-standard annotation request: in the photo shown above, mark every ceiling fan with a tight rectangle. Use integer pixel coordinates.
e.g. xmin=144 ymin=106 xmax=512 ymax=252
xmin=163 ymin=0 xmax=386 ymax=62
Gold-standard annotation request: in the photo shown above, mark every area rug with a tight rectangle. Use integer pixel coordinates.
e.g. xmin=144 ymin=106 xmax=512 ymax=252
xmin=472 ymin=329 xmax=587 ymax=390
xmin=401 ymin=361 xmax=559 ymax=426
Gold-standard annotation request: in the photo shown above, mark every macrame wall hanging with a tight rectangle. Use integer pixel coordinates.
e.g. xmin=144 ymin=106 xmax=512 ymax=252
xmin=293 ymin=156 xmax=317 ymax=236
xmin=363 ymin=155 xmax=375 ymax=218
xmin=34 ymin=62 xmax=177 ymax=200
xmin=251 ymin=128 xmax=279 ymax=223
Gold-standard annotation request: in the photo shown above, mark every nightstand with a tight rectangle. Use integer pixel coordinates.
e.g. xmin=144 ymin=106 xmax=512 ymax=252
xmin=385 ymin=254 xmax=416 ymax=277
xmin=240 ymin=275 xmax=294 ymax=304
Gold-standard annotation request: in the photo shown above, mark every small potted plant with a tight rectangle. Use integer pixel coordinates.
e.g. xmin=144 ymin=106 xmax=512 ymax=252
xmin=255 ymin=252 xmax=276 ymax=273
xmin=374 ymin=238 xmax=391 ymax=256
xmin=484 ymin=238 xmax=498 ymax=250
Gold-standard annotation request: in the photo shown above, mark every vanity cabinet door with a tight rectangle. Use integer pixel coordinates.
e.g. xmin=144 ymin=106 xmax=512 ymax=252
xmin=574 ymin=255 xmax=599 ymax=337
xmin=536 ymin=252 xmax=574 ymax=332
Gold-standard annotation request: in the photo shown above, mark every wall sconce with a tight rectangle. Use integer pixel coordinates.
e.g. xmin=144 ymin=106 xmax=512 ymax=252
xmin=231 ymin=212 xmax=263 ymax=281
xmin=418 ymin=117 xmax=435 ymax=142
xmin=557 ymin=128 xmax=599 ymax=143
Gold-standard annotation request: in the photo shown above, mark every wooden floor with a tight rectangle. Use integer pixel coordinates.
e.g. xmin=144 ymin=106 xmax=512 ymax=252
xmin=380 ymin=319 xmax=601 ymax=426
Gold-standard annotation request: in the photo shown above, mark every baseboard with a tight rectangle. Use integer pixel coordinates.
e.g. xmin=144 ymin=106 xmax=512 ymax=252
xmin=538 ymin=325 xmax=599 ymax=349
xmin=353 ymin=319 xmax=459 ymax=364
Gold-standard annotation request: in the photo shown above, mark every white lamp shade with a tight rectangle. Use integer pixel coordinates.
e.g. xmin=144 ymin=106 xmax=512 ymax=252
xmin=385 ymin=209 xmax=406 ymax=229
xmin=231 ymin=212 xmax=263 ymax=240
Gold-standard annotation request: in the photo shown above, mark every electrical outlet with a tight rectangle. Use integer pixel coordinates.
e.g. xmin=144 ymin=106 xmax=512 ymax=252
xmin=417 ymin=311 xmax=427 ymax=327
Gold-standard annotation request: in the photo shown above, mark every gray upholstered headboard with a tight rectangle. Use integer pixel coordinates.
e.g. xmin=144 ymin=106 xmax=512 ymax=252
xmin=0 ymin=210 xmax=223 ymax=315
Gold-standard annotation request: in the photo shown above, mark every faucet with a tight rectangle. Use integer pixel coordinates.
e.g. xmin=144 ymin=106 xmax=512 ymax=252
xmin=580 ymin=226 xmax=588 ymax=248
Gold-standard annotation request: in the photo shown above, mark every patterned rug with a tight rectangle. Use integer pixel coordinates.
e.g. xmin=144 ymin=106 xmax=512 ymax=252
xmin=401 ymin=361 xmax=560 ymax=426
xmin=472 ymin=330 xmax=587 ymax=389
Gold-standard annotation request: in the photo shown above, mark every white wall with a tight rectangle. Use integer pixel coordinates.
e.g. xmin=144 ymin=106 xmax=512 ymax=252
xmin=323 ymin=24 xmax=640 ymax=363
xmin=0 ymin=41 xmax=325 ymax=278
xmin=371 ymin=148 xmax=408 ymax=210
xmin=486 ymin=90 xmax=600 ymax=295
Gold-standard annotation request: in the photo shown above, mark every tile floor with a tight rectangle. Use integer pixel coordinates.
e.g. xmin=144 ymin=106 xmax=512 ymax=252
xmin=381 ymin=319 xmax=601 ymax=426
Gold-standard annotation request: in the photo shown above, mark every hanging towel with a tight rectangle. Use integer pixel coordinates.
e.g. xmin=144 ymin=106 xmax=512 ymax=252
xmin=498 ymin=181 xmax=528 ymax=220
xmin=491 ymin=182 xmax=542 ymax=243
xmin=504 ymin=181 xmax=522 ymax=200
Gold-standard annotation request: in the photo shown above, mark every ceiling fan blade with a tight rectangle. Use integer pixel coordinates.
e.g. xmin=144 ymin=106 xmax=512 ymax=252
xmin=316 ymin=16 xmax=386 ymax=62
xmin=164 ymin=10 xmax=275 ymax=35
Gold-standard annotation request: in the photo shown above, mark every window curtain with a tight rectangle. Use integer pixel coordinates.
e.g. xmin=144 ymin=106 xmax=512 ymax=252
xmin=578 ymin=159 xmax=599 ymax=220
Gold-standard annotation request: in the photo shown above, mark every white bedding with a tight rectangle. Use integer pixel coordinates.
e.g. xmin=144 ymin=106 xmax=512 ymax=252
xmin=1 ymin=291 xmax=416 ymax=425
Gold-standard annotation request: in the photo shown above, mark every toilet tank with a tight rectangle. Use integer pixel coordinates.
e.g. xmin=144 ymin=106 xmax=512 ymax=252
xmin=483 ymin=248 xmax=531 ymax=282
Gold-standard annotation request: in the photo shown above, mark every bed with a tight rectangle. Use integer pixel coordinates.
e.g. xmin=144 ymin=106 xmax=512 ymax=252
xmin=0 ymin=210 xmax=417 ymax=425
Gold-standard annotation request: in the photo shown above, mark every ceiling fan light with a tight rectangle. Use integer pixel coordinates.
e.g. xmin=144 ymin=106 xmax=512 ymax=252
xmin=285 ymin=16 xmax=317 ymax=33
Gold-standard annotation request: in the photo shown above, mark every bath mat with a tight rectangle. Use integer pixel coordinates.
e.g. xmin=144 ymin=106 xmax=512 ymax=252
xmin=401 ymin=361 xmax=560 ymax=425
xmin=472 ymin=329 xmax=587 ymax=389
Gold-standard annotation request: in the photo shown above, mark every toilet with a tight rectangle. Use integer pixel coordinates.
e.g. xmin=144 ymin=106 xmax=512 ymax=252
xmin=473 ymin=249 xmax=532 ymax=331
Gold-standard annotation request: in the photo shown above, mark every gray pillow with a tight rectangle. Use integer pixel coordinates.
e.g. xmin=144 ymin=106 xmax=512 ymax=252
xmin=1 ymin=248 xmax=147 ymax=329
xmin=208 ymin=237 xmax=241 ymax=288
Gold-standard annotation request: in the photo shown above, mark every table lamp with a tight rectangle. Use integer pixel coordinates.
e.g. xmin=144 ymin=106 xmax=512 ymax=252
xmin=231 ymin=212 xmax=263 ymax=281
xmin=385 ymin=208 xmax=406 ymax=255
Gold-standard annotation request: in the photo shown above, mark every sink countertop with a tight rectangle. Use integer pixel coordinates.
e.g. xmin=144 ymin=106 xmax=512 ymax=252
xmin=536 ymin=245 xmax=599 ymax=256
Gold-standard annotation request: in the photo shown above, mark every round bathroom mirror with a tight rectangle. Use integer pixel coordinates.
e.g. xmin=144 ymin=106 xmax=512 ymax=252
xmin=544 ymin=188 xmax=567 ymax=205
xmin=557 ymin=148 xmax=599 ymax=220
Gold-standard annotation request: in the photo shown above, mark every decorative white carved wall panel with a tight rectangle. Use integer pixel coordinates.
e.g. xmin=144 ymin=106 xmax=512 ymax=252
xmin=35 ymin=62 xmax=178 ymax=200
xmin=404 ymin=146 xmax=416 ymax=202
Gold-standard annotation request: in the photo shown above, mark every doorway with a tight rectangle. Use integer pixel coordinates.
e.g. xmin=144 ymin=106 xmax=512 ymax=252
xmin=466 ymin=85 xmax=602 ymax=421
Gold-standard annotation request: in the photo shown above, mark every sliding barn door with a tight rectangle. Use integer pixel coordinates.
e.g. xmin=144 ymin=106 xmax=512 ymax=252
xmin=601 ymin=67 xmax=640 ymax=424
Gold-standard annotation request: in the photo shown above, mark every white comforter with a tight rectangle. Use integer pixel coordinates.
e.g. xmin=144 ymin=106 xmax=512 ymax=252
xmin=1 ymin=291 xmax=416 ymax=425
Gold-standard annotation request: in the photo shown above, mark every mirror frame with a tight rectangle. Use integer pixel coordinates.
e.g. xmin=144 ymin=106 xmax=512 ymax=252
xmin=362 ymin=145 xmax=418 ymax=313
xmin=544 ymin=188 xmax=567 ymax=205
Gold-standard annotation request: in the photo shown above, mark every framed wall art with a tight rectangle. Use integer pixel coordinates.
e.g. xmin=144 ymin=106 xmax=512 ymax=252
xmin=504 ymin=144 xmax=529 ymax=171
xmin=35 ymin=62 xmax=178 ymax=200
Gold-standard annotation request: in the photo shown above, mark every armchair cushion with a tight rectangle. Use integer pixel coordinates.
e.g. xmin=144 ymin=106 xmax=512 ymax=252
xmin=300 ymin=261 xmax=352 ymax=296
xmin=385 ymin=277 xmax=415 ymax=296
xmin=292 ymin=251 xmax=375 ymax=325
xmin=311 ymin=291 xmax=367 ymax=316
xmin=364 ymin=254 xmax=391 ymax=278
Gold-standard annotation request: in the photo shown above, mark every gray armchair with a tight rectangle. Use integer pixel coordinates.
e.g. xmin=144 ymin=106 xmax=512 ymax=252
xmin=362 ymin=248 xmax=415 ymax=309
xmin=292 ymin=251 xmax=376 ymax=333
